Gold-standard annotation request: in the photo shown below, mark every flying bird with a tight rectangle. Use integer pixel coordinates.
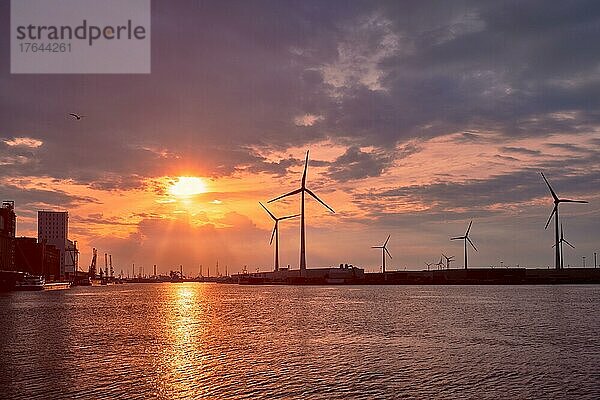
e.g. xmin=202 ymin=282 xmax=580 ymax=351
xmin=68 ymin=113 xmax=85 ymax=120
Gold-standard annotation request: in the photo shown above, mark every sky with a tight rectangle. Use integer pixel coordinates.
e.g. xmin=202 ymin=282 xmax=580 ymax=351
xmin=1 ymin=0 xmax=599 ymax=274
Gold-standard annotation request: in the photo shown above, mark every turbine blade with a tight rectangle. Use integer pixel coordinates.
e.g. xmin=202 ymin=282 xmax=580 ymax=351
xmin=384 ymin=235 xmax=391 ymax=247
xmin=268 ymin=188 xmax=302 ymax=203
xmin=467 ymin=237 xmax=478 ymax=251
xmin=544 ymin=206 xmax=556 ymax=230
xmin=305 ymin=188 xmax=335 ymax=213
xmin=450 ymin=236 xmax=464 ymax=240
xmin=259 ymin=202 xmax=276 ymax=220
xmin=269 ymin=225 xmax=276 ymax=245
xmin=279 ymin=213 xmax=301 ymax=221
xmin=540 ymin=172 xmax=559 ymax=202
xmin=564 ymin=239 xmax=575 ymax=249
xmin=372 ymin=246 xmax=383 ymax=249
xmin=466 ymin=220 xmax=473 ymax=236
xmin=301 ymin=150 xmax=309 ymax=188
xmin=560 ymin=199 xmax=588 ymax=204
xmin=385 ymin=248 xmax=392 ymax=259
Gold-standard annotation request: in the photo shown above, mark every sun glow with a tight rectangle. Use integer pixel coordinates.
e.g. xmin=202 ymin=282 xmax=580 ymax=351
xmin=168 ymin=176 xmax=207 ymax=197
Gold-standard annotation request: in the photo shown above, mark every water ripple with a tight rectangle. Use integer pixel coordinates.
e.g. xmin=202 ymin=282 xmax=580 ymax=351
xmin=0 ymin=284 xmax=599 ymax=399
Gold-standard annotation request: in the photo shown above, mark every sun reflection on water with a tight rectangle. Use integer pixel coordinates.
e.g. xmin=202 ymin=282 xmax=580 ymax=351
xmin=155 ymin=283 xmax=210 ymax=399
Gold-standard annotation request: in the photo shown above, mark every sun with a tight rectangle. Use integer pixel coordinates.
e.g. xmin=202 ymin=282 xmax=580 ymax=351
xmin=168 ymin=176 xmax=207 ymax=197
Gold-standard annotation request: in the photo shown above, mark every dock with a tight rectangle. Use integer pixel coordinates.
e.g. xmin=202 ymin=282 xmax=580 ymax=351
xmin=231 ymin=267 xmax=600 ymax=285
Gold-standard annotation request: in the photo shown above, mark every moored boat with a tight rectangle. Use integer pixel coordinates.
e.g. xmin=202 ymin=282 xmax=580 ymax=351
xmin=14 ymin=273 xmax=45 ymax=291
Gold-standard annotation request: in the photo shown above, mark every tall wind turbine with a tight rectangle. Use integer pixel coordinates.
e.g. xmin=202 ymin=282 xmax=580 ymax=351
xmin=451 ymin=221 xmax=477 ymax=269
xmin=442 ymin=254 xmax=455 ymax=270
xmin=268 ymin=151 xmax=335 ymax=275
xmin=541 ymin=173 xmax=587 ymax=270
xmin=552 ymin=223 xmax=575 ymax=269
xmin=372 ymin=235 xmax=392 ymax=273
xmin=259 ymin=202 xmax=299 ymax=271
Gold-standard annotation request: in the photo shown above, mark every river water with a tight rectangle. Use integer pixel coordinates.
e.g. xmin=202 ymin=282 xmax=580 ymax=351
xmin=0 ymin=284 xmax=598 ymax=399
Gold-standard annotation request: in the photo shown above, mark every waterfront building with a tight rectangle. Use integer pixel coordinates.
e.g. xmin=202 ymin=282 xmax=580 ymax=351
xmin=15 ymin=237 xmax=61 ymax=279
xmin=37 ymin=211 xmax=72 ymax=278
xmin=0 ymin=201 xmax=16 ymax=270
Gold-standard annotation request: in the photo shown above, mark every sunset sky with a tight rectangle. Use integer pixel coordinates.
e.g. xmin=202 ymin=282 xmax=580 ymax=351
xmin=1 ymin=1 xmax=599 ymax=274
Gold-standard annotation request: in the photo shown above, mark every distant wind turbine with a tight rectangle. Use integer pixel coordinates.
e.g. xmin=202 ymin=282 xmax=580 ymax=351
xmin=268 ymin=150 xmax=334 ymax=276
xmin=541 ymin=172 xmax=587 ymax=270
xmin=435 ymin=255 xmax=444 ymax=270
xmin=442 ymin=254 xmax=455 ymax=270
xmin=372 ymin=235 xmax=392 ymax=273
xmin=552 ymin=223 xmax=575 ymax=269
xmin=451 ymin=221 xmax=477 ymax=269
xmin=259 ymin=202 xmax=299 ymax=271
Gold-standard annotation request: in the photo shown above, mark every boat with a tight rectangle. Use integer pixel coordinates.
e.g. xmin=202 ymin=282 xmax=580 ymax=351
xmin=14 ymin=273 xmax=45 ymax=291
xmin=44 ymin=281 xmax=71 ymax=290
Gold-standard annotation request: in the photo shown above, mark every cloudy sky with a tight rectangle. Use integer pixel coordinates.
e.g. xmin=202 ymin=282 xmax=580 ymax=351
xmin=1 ymin=0 xmax=599 ymax=274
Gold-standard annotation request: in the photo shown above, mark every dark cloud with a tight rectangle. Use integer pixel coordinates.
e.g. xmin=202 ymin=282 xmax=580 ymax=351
xmin=1 ymin=184 xmax=99 ymax=209
xmin=353 ymin=169 xmax=599 ymax=217
xmin=326 ymin=146 xmax=392 ymax=182
xmin=501 ymin=146 xmax=542 ymax=156
xmin=243 ymin=155 xmax=302 ymax=176
xmin=1 ymin=1 xmax=599 ymax=181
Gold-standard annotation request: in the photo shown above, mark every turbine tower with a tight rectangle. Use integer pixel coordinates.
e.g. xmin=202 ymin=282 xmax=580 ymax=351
xmin=552 ymin=223 xmax=575 ymax=269
xmin=268 ymin=150 xmax=334 ymax=276
xmin=372 ymin=235 xmax=392 ymax=273
xmin=451 ymin=220 xmax=477 ymax=269
xmin=259 ymin=202 xmax=299 ymax=271
xmin=442 ymin=254 xmax=455 ymax=269
xmin=541 ymin=173 xmax=587 ymax=270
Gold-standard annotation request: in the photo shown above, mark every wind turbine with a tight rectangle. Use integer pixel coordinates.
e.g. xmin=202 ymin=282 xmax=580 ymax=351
xmin=442 ymin=254 xmax=455 ymax=270
xmin=552 ymin=223 xmax=575 ymax=269
xmin=435 ymin=255 xmax=444 ymax=270
xmin=541 ymin=173 xmax=587 ymax=270
xmin=259 ymin=202 xmax=300 ymax=271
xmin=268 ymin=150 xmax=334 ymax=276
xmin=451 ymin=221 xmax=477 ymax=269
xmin=372 ymin=235 xmax=392 ymax=273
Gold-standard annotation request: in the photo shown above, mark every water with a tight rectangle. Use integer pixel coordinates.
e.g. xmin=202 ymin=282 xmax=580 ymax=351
xmin=0 ymin=284 xmax=598 ymax=399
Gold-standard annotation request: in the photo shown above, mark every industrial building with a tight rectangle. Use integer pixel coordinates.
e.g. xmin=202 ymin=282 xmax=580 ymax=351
xmin=14 ymin=237 xmax=61 ymax=279
xmin=0 ymin=201 xmax=16 ymax=270
xmin=37 ymin=210 xmax=77 ymax=279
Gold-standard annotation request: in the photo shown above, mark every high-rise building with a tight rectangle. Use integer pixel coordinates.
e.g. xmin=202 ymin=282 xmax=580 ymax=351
xmin=38 ymin=211 xmax=71 ymax=278
xmin=0 ymin=201 xmax=17 ymax=270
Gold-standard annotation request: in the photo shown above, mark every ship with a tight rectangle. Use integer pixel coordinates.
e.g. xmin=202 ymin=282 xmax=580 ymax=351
xmin=14 ymin=273 xmax=45 ymax=291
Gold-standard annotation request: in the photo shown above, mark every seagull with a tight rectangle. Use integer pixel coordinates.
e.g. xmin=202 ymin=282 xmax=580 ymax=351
xmin=68 ymin=113 xmax=85 ymax=120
